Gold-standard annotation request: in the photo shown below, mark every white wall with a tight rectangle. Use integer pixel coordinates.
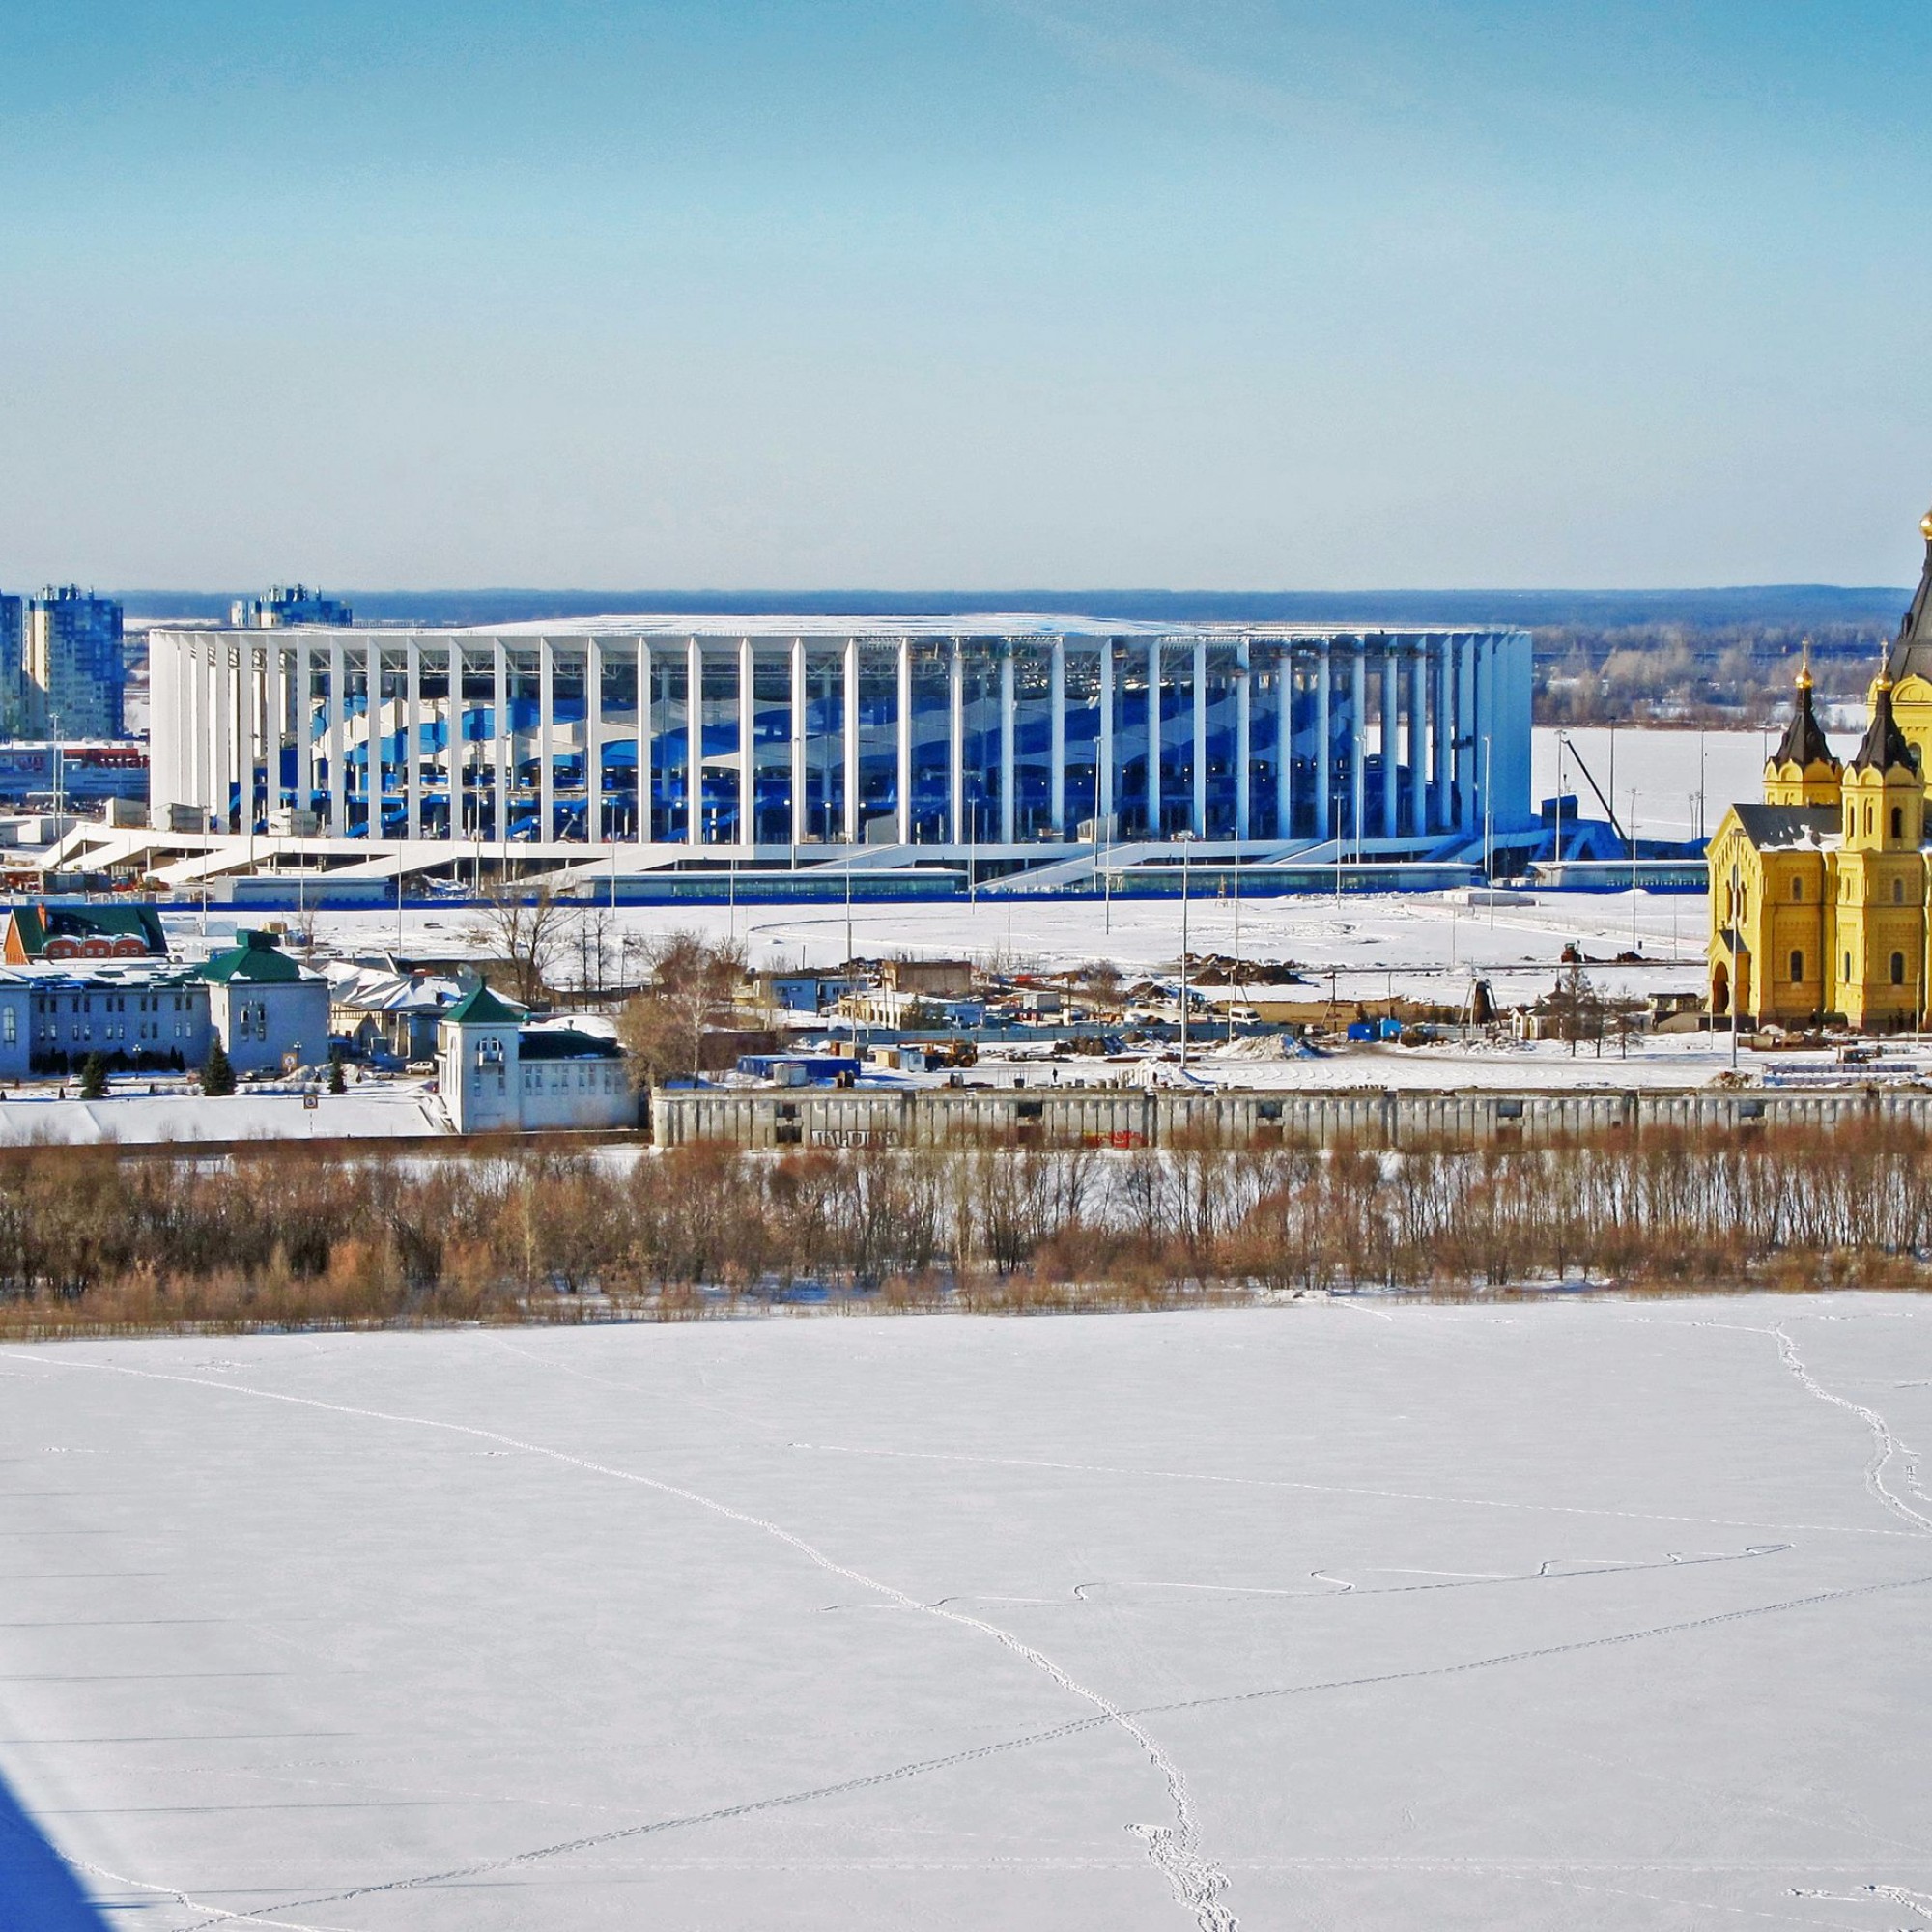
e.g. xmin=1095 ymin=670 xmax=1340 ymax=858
xmin=212 ymin=979 xmax=331 ymax=1073
xmin=517 ymin=1057 xmax=635 ymax=1131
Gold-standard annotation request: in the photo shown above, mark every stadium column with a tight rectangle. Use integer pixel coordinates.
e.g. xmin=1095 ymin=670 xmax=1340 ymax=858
xmin=238 ymin=639 xmax=256 ymax=835
xmin=687 ymin=637 xmax=704 ymax=847
xmin=637 ymin=639 xmax=654 ymax=847
xmin=586 ymin=638 xmax=604 ymax=845
xmin=213 ymin=637 xmax=232 ymax=834
xmin=841 ymin=636 xmax=860 ymax=843
xmin=1191 ymin=638 xmax=1208 ymax=837
xmin=1409 ymin=645 xmax=1427 ymax=841
xmin=740 ymin=636 xmax=757 ymax=851
xmin=1147 ymin=639 xmax=1162 ymax=837
xmin=405 ymin=637 xmax=422 ymax=841
xmin=1381 ymin=646 xmax=1399 ymax=838
xmin=329 ymin=639 xmax=348 ymax=838
xmin=789 ymin=638 xmax=808 ymax=848
xmin=296 ymin=639 xmax=313 ymax=820
xmin=1276 ymin=647 xmax=1294 ymax=840
xmin=366 ymin=635 xmax=382 ymax=839
xmin=538 ymin=636 xmax=556 ymax=846
xmin=999 ymin=647 xmax=1016 ymax=844
xmin=1049 ymin=637 xmax=1065 ymax=838
xmin=1349 ymin=644 xmax=1366 ymax=848
xmin=1459 ymin=637 xmax=1479 ymax=834
xmin=1097 ymin=639 xmax=1115 ymax=834
xmin=948 ymin=640 xmax=965 ymax=844
xmin=895 ymin=637 xmax=912 ymax=845
xmin=447 ymin=639 xmax=463 ymax=839
xmin=492 ymin=639 xmax=509 ymax=856
xmin=266 ymin=639 xmax=285 ymax=816
xmin=1430 ymin=636 xmax=1449 ymax=833
xmin=1315 ymin=644 xmax=1332 ymax=847
xmin=1235 ymin=640 xmax=1251 ymax=841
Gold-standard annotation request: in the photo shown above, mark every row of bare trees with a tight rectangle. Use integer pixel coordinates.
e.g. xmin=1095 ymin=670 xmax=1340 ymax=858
xmin=4 ymin=1123 xmax=1931 ymax=1337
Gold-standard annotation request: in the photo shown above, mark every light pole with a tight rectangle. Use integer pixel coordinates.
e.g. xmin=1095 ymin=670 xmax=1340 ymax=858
xmin=1629 ymin=785 xmax=1639 ymax=953
xmin=1175 ymin=827 xmax=1190 ymax=1082
xmin=1483 ymin=733 xmax=1494 ymax=930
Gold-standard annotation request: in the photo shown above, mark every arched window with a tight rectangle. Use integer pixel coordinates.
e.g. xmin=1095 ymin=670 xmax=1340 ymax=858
xmin=1897 ymin=877 xmax=1908 ymax=905
xmin=1789 ymin=950 xmax=1804 ymax=982
xmin=1866 ymin=803 xmax=1876 ymax=836
xmin=1791 ymin=877 xmax=1803 ymax=902
xmin=1847 ymin=805 xmax=1856 ymax=837
xmin=1892 ymin=806 xmax=1904 ymax=839
xmin=1891 ymin=952 xmax=1906 ymax=987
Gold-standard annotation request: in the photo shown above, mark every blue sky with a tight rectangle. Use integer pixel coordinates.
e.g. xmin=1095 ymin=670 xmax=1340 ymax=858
xmin=1 ymin=1 xmax=1927 ymax=590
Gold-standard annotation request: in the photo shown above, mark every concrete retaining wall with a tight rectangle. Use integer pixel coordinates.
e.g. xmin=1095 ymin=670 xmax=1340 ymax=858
xmin=650 ymin=1083 xmax=1932 ymax=1151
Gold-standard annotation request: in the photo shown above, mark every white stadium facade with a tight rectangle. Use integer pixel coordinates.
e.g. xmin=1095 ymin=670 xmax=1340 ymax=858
xmin=86 ymin=616 xmax=1532 ymax=900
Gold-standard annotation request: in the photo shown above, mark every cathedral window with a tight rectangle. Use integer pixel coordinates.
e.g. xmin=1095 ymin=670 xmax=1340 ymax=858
xmin=1891 ymin=952 xmax=1907 ymax=986
xmin=1893 ymin=807 xmax=1904 ymax=839
xmin=1846 ymin=952 xmax=1854 ymax=980
xmin=1896 ymin=878 xmax=1907 ymax=905
xmin=1866 ymin=803 xmax=1875 ymax=836
xmin=1790 ymin=951 xmax=1804 ymax=983
xmin=1792 ymin=878 xmax=1803 ymax=902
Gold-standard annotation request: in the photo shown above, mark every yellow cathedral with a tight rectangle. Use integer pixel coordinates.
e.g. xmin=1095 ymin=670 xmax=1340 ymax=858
xmin=1707 ymin=507 xmax=1932 ymax=1031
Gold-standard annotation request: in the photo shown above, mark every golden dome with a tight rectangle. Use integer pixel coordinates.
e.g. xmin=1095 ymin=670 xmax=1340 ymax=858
xmin=1921 ymin=506 xmax=1932 ymax=541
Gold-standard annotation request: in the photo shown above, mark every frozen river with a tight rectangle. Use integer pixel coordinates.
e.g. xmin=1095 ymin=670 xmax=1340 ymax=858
xmin=4 ymin=1297 xmax=1931 ymax=1929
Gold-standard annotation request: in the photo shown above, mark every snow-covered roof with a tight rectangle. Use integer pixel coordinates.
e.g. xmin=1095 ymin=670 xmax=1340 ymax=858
xmin=161 ymin=613 xmax=1525 ymax=643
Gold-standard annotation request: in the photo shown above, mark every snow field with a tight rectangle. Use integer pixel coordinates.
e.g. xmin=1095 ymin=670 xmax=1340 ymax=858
xmin=2 ymin=1296 xmax=1931 ymax=1928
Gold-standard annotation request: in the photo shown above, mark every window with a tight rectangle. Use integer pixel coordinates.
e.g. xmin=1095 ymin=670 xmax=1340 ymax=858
xmin=1893 ymin=807 xmax=1905 ymax=839
xmin=1897 ymin=878 xmax=1907 ymax=905
xmin=1792 ymin=877 xmax=1803 ymax=902
xmin=1846 ymin=951 xmax=1854 ymax=980
xmin=1866 ymin=803 xmax=1875 ymax=836
xmin=1789 ymin=951 xmax=1804 ymax=983
xmin=1892 ymin=952 xmax=1907 ymax=987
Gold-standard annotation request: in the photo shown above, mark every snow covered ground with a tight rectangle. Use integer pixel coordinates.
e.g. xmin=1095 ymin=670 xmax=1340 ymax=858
xmin=0 ymin=1083 xmax=442 ymax=1146
xmin=3 ymin=1297 xmax=1931 ymax=1930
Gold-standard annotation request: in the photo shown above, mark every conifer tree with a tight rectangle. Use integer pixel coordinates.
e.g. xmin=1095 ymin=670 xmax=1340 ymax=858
xmin=201 ymin=1039 xmax=237 ymax=1096
xmin=77 ymin=1053 xmax=108 ymax=1100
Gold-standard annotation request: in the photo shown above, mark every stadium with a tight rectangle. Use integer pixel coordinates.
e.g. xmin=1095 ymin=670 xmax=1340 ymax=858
xmin=99 ymin=616 xmax=1531 ymax=900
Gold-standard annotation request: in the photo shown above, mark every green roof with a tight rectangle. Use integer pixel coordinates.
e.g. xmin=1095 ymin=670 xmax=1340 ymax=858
xmin=9 ymin=902 xmax=167 ymax=957
xmin=197 ymin=929 xmax=308 ymax=985
xmin=441 ymin=983 xmax=526 ymax=1026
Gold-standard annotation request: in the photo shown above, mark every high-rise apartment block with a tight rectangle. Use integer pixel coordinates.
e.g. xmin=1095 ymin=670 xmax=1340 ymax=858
xmin=231 ymin=585 xmax=354 ymax=629
xmin=0 ymin=596 xmax=21 ymax=737
xmin=23 ymin=587 xmax=125 ymax=740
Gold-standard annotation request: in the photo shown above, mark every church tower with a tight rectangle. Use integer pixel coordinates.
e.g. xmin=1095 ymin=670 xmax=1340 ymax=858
xmin=1763 ymin=655 xmax=1841 ymax=808
xmin=1879 ymin=506 xmax=1932 ymax=786
xmin=1834 ymin=674 xmax=1925 ymax=1029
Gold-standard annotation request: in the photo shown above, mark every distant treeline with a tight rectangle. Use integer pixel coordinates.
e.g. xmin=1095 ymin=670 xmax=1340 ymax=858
xmin=1 ymin=1128 xmax=1926 ymax=1338
xmin=1534 ymin=619 xmax=1899 ymax=726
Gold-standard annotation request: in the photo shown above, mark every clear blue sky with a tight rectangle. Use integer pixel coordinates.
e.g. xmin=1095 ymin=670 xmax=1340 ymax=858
xmin=1 ymin=1 xmax=1927 ymax=592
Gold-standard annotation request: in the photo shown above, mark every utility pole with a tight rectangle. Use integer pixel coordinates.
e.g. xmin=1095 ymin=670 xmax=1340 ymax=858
xmin=1178 ymin=830 xmax=1195 ymax=1073
xmin=1630 ymin=786 xmax=1639 ymax=953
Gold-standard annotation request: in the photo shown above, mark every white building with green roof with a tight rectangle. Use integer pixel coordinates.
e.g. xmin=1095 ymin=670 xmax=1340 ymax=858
xmin=439 ymin=984 xmax=632 ymax=1134
xmin=195 ymin=930 xmax=330 ymax=1074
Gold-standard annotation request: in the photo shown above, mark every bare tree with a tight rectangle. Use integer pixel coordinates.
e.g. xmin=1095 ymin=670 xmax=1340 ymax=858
xmin=618 ymin=929 xmax=748 ymax=1086
xmin=463 ymin=874 xmax=580 ymax=1007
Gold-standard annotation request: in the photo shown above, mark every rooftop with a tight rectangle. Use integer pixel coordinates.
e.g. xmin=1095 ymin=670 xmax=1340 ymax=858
xmin=197 ymin=929 xmax=314 ymax=985
xmin=157 ymin=614 xmax=1527 ymax=643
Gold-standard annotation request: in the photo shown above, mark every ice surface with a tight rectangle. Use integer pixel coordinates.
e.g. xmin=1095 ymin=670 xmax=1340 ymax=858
xmin=3 ymin=1296 xmax=1931 ymax=1929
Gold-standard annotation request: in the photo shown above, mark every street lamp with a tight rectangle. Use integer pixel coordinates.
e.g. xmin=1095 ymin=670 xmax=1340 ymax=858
xmin=1177 ymin=830 xmax=1196 ymax=1073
